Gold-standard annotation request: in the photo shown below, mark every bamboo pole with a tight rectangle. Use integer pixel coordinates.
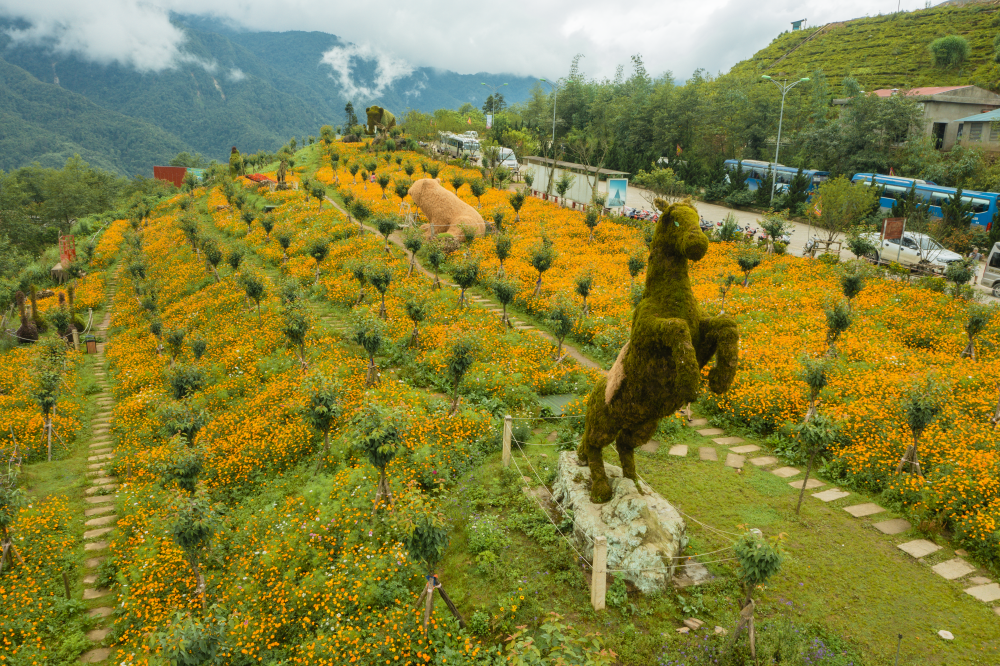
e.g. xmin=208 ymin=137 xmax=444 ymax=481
xmin=590 ymin=536 xmax=607 ymax=611
xmin=502 ymin=415 xmax=512 ymax=468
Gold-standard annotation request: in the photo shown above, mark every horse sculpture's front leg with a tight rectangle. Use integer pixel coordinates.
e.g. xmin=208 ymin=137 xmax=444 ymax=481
xmin=696 ymin=316 xmax=739 ymax=394
xmin=635 ymin=317 xmax=701 ymax=405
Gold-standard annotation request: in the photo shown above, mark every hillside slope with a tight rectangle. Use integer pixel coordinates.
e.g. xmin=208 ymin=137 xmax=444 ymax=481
xmin=0 ymin=57 xmax=189 ymax=175
xmin=729 ymin=3 xmax=1000 ymax=95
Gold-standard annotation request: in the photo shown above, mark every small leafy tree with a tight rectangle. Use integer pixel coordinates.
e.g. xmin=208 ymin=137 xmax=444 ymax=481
xmin=799 ymin=356 xmax=828 ymax=423
xmin=227 ymin=248 xmax=243 ymax=273
xmin=404 ymin=162 xmax=415 ymax=177
xmin=350 ymin=199 xmax=372 ymax=229
xmin=736 ymin=248 xmax=762 ymax=287
xmin=374 ymin=172 xmax=390 ymax=200
xmin=426 ymin=243 xmax=446 ymax=289
xmin=170 ymin=492 xmax=217 ymax=609
xmin=241 ymin=209 xmax=256 ymax=232
xmin=469 ymin=179 xmax=488 ymax=208
xmin=375 ymin=216 xmax=399 ymax=253
xmin=492 ymin=209 xmax=506 ymax=233
xmin=730 ymin=530 xmax=785 ymax=659
xmin=929 ymin=35 xmax=970 ymax=68
xmin=312 ymin=183 xmax=326 ymax=210
xmin=190 ymin=337 xmax=207 ymax=361
xmin=825 ymin=301 xmax=852 ymax=356
xmin=353 ymin=313 xmax=385 ymax=387
xmin=165 ymin=328 xmax=186 ymax=366
xmin=547 ymin=296 xmax=576 ymax=362
xmin=627 ymin=252 xmax=646 ymax=289
xmin=157 ymin=401 xmax=206 ymax=444
xmin=845 ymin=229 xmax=877 ymax=260
xmin=33 ymin=370 xmax=60 ymax=461
xmin=169 ymin=365 xmax=204 ymax=400
xmin=276 ymin=232 xmax=292 ymax=263
xmin=282 ymin=305 xmax=310 ymax=369
xmin=575 ymin=272 xmax=593 ymax=317
xmin=555 ymin=172 xmax=575 ymax=205
xmin=403 ymin=228 xmax=423 ymax=277
xmin=449 ymin=174 xmax=465 ymax=194
xmin=759 ymin=215 xmax=790 ymax=254
xmin=718 ymin=213 xmax=741 ymax=242
xmin=446 ymin=336 xmax=478 ymax=415
xmin=306 ymin=376 xmax=342 ymax=474
xmin=840 ymin=272 xmax=865 ymax=310
xmin=509 ymin=189 xmax=526 ymax=221
xmin=452 ymin=257 xmax=480 ymax=307
xmin=494 ymin=233 xmax=513 ymax=277
xmin=405 ymin=299 xmax=427 ymax=347
xmin=584 ymin=209 xmax=600 ymax=243
xmin=718 ymin=273 xmax=738 ymax=314
xmin=426 ymin=162 xmax=441 ymax=179
xmin=353 ymin=405 xmax=402 ymax=512
xmin=349 ymin=261 xmax=369 ymax=305
xmin=260 ymin=216 xmax=274 ymax=238
xmin=240 ymin=272 xmax=266 ymax=319
xmin=494 ymin=278 xmax=517 ymax=328
xmin=309 ymin=239 xmax=329 ymax=285
xmin=529 ymin=238 xmax=556 ymax=297
xmin=894 ymin=377 xmax=944 ymax=476
xmin=349 ymin=162 xmax=360 ymax=183
xmin=367 ymin=264 xmax=392 ymax=319
xmin=962 ymin=303 xmax=995 ymax=361
xmin=945 ymin=257 xmax=977 ymax=299
xmin=394 ymin=178 xmax=412 ymax=203
xmin=161 ymin=447 xmax=203 ymax=494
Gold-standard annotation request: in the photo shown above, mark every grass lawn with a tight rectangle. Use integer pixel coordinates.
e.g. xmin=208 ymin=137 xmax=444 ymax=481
xmin=439 ymin=419 xmax=1000 ymax=666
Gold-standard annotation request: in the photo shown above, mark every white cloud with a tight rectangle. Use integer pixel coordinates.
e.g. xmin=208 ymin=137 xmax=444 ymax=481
xmin=227 ymin=67 xmax=246 ymax=81
xmin=319 ymin=43 xmax=413 ymax=100
xmin=0 ymin=0 xmax=934 ymax=83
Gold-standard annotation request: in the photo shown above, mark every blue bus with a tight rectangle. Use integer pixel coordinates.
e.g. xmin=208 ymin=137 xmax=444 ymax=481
xmin=724 ymin=159 xmax=830 ymax=193
xmin=851 ymin=173 xmax=999 ymax=228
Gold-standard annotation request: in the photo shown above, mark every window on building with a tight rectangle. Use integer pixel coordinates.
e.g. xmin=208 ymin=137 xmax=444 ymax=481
xmin=969 ymin=123 xmax=982 ymax=141
xmin=990 ymin=123 xmax=1000 ymax=142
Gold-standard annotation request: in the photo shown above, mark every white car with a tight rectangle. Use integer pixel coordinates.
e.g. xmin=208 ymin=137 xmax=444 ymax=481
xmin=862 ymin=231 xmax=963 ymax=271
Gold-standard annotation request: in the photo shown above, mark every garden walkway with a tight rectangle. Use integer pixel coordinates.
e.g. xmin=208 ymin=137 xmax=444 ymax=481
xmin=79 ymin=272 xmax=119 ymax=664
xmin=660 ymin=418 xmax=1000 ymax=614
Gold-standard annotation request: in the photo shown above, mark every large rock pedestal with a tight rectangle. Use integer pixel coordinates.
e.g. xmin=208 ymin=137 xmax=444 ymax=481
xmin=552 ymin=451 xmax=687 ymax=593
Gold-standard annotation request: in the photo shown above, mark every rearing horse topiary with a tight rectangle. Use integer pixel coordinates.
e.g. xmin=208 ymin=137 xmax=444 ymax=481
xmin=577 ymin=199 xmax=739 ymax=503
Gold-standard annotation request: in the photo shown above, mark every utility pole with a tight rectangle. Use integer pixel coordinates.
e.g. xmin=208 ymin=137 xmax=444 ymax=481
xmin=761 ymin=75 xmax=810 ymax=205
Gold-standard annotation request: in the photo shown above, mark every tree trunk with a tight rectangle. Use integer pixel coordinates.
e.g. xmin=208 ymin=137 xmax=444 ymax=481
xmin=408 ymin=254 xmax=415 ymax=277
xmin=449 ymin=388 xmax=461 ymax=416
xmin=411 ymin=324 xmax=419 ymax=347
xmin=961 ymin=336 xmax=976 ymax=360
xmin=498 ymin=261 xmax=505 ymax=277
xmin=502 ymin=303 xmax=510 ymax=328
xmin=795 ymin=445 xmax=818 ymax=515
xmin=366 ymin=355 xmax=378 ymax=387
xmin=46 ymin=416 xmax=52 ymax=462
xmin=433 ymin=273 xmax=441 ymax=290
xmin=458 ymin=288 xmax=467 ymax=308
xmin=896 ymin=434 xmax=923 ymax=476
xmin=379 ymin=294 xmax=387 ymax=319
xmin=314 ymin=265 xmax=321 ymax=286
xmin=373 ymin=469 xmax=393 ymax=514
xmin=313 ymin=431 xmax=331 ymax=475
xmin=804 ymin=398 xmax=817 ymax=423
xmin=533 ymin=274 xmax=542 ymax=298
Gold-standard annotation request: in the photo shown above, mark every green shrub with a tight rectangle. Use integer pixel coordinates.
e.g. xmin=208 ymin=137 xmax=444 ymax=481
xmin=928 ymin=35 xmax=970 ymax=68
xmin=467 ymin=513 xmax=507 ymax=555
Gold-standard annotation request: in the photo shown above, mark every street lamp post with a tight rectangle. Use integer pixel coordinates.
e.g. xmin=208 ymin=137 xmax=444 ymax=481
xmin=480 ymin=81 xmax=508 ymax=121
xmin=538 ymin=78 xmax=562 ymax=196
xmin=761 ymin=75 xmax=810 ymax=205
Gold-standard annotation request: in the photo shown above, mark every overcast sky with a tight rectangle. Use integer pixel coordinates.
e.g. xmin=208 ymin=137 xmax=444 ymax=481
xmin=1 ymin=0 xmax=932 ymax=84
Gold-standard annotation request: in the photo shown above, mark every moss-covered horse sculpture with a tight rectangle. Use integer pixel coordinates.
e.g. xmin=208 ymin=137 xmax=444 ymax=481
xmin=577 ymin=199 xmax=739 ymax=503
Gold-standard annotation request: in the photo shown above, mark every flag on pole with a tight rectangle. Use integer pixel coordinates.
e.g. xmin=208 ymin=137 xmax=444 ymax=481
xmin=676 ymin=144 xmax=682 ymax=156
xmin=889 ymin=166 xmax=895 ymax=176
xmin=467 ymin=117 xmax=472 ymax=125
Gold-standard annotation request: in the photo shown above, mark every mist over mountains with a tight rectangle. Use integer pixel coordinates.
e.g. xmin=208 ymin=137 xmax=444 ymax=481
xmin=0 ymin=14 xmax=538 ymax=175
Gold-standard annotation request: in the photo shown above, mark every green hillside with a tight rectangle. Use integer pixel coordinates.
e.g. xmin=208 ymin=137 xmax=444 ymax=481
xmin=0 ymin=57 xmax=189 ymax=175
xmin=730 ymin=3 xmax=1000 ymax=95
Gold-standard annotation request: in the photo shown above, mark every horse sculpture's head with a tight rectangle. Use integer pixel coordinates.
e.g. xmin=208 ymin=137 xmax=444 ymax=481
xmin=651 ymin=198 xmax=708 ymax=263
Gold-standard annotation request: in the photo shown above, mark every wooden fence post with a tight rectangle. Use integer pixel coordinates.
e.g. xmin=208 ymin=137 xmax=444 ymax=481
xmin=591 ymin=536 xmax=607 ymax=611
xmin=502 ymin=415 xmax=512 ymax=468
xmin=62 ymin=571 xmax=71 ymax=599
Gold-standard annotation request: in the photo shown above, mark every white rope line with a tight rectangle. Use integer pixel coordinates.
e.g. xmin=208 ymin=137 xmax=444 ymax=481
xmin=507 ymin=451 xmax=594 ymax=570
xmin=510 ymin=414 xmax=585 ymax=421
xmin=512 ymin=437 xmax=596 ymax=545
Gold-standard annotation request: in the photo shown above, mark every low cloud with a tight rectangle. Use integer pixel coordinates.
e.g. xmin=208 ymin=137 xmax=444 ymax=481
xmin=319 ymin=43 xmax=413 ymax=100
xmin=227 ymin=67 xmax=246 ymax=81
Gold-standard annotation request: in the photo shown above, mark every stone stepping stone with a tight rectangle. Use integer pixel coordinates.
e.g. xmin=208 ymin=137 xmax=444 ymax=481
xmin=697 ymin=428 xmax=725 ymax=436
xmin=87 ymin=462 xmax=107 ymax=471
xmin=668 ymin=444 xmax=688 ymax=457
xmin=898 ymin=539 xmax=942 ymax=558
xmin=812 ymin=489 xmax=850 ymax=502
xmin=88 ymin=454 xmax=112 ymax=462
xmin=80 ymin=648 xmax=111 ymax=663
xmin=640 ymin=440 xmax=660 ymax=453
xmin=725 ymin=453 xmax=745 ymax=468
xmin=873 ymin=518 xmax=911 ymax=535
xmin=749 ymin=456 xmax=778 ymax=467
xmin=713 ymin=436 xmax=744 ymax=445
xmin=771 ymin=466 xmax=800 ymax=478
xmin=83 ymin=574 xmax=97 ymax=585
xmin=788 ymin=478 xmax=824 ymax=490
xmin=965 ymin=583 xmax=1000 ymax=603
xmin=699 ymin=447 xmax=718 ymax=461
xmin=84 ymin=495 xmax=114 ymax=505
xmin=546 ymin=431 xmax=558 ymax=442
xmin=730 ymin=444 xmax=760 ymax=454
xmin=85 ymin=514 xmax=117 ymax=528
xmin=969 ymin=576 xmax=992 ymax=585
xmin=83 ymin=587 xmax=110 ymax=600
xmin=90 ymin=447 xmax=113 ymax=455
xmin=86 ymin=628 xmax=110 ymax=642
xmin=91 ymin=476 xmax=118 ymax=486
xmin=84 ymin=557 xmax=104 ymax=569
xmin=85 ymin=505 xmax=115 ymax=518
xmin=85 ymin=484 xmax=118 ymax=496
xmin=844 ymin=503 xmax=884 ymax=518
xmin=84 ymin=540 xmax=108 ymax=552
xmin=932 ymin=558 xmax=975 ymax=580
xmin=687 ymin=418 xmax=708 ymax=427
xmin=84 ymin=527 xmax=113 ymax=540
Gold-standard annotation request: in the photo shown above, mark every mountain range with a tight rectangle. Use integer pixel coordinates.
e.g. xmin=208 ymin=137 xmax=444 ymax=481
xmin=0 ymin=15 xmax=538 ymax=176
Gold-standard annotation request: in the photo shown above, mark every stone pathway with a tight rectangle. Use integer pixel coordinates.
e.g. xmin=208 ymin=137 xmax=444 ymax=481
xmin=649 ymin=415 xmax=1000 ymax=614
xmin=79 ymin=274 xmax=118 ymax=664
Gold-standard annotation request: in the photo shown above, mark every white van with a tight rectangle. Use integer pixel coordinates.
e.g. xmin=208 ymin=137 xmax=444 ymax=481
xmin=980 ymin=242 xmax=1000 ymax=297
xmin=496 ymin=147 xmax=519 ymax=174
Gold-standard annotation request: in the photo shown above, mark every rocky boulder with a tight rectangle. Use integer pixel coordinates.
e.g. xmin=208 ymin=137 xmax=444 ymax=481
xmin=552 ymin=451 xmax=687 ymax=593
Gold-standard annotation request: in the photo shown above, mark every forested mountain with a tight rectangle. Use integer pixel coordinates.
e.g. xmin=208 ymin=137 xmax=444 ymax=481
xmin=0 ymin=16 xmax=536 ymax=175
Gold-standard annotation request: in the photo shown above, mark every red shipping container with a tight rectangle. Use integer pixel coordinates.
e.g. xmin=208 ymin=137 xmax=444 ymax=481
xmin=153 ymin=166 xmax=188 ymax=188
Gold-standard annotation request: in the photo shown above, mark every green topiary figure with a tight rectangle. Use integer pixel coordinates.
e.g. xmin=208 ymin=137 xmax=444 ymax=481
xmin=576 ymin=200 xmax=739 ymax=503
